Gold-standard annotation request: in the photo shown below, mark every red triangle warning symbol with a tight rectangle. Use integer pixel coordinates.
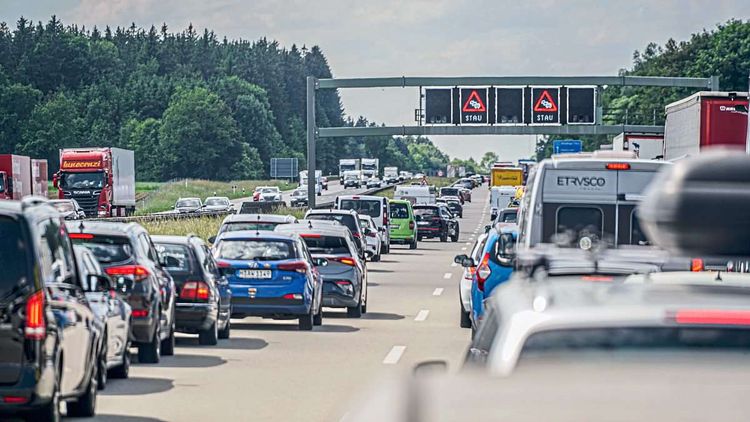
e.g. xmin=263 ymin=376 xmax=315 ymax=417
xmin=462 ymin=90 xmax=486 ymax=113
xmin=533 ymin=90 xmax=558 ymax=112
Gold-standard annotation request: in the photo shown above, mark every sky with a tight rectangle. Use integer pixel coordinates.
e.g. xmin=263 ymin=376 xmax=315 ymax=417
xmin=1 ymin=0 xmax=748 ymax=162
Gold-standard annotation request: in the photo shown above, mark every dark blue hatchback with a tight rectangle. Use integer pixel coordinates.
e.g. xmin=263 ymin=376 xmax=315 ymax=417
xmin=213 ymin=231 xmax=323 ymax=330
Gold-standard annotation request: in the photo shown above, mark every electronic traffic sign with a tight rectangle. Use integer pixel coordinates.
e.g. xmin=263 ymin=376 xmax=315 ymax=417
xmin=567 ymin=87 xmax=596 ymax=124
xmin=531 ymin=87 xmax=560 ymax=124
xmin=496 ymin=88 xmax=524 ymax=124
xmin=424 ymin=89 xmax=453 ymax=124
xmin=460 ymin=88 xmax=488 ymax=124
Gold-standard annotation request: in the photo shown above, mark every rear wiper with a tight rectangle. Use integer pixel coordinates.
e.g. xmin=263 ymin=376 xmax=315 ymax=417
xmin=0 ymin=283 xmax=26 ymax=303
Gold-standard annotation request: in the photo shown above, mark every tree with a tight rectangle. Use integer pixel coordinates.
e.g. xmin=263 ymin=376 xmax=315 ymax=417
xmin=120 ymin=118 xmax=164 ymax=181
xmin=479 ymin=152 xmax=499 ymax=169
xmin=20 ymin=92 xmax=83 ymax=173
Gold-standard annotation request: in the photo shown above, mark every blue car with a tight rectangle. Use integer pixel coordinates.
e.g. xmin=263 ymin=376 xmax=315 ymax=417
xmin=213 ymin=231 xmax=324 ymax=330
xmin=470 ymin=224 xmax=518 ymax=335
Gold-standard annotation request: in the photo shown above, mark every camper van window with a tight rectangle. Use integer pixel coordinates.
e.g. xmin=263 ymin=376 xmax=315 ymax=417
xmin=630 ymin=210 xmax=649 ymax=245
xmin=555 ymin=207 xmax=603 ymax=242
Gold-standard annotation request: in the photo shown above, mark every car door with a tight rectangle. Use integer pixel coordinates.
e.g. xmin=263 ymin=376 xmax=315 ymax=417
xmin=86 ymin=253 xmax=128 ymax=364
xmin=140 ymin=233 xmax=175 ymax=333
xmin=202 ymin=244 xmax=231 ymax=318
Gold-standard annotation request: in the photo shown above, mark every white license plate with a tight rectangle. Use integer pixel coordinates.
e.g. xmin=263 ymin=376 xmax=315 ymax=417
xmin=417 ymin=221 xmax=430 ymax=226
xmin=239 ymin=269 xmax=272 ymax=279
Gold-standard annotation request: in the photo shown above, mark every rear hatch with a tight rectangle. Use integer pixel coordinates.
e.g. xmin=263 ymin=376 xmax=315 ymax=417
xmin=153 ymin=242 xmax=195 ymax=301
xmin=0 ymin=216 xmax=32 ymax=385
xmin=414 ymin=207 xmax=442 ymax=231
xmin=389 ymin=203 xmax=412 ymax=234
xmin=69 ymin=233 xmax=138 ymax=294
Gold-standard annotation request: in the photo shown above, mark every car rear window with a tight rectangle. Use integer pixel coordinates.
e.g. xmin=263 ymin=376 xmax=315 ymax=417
xmin=499 ymin=211 xmax=517 ymax=223
xmin=0 ymin=217 xmax=29 ymax=299
xmin=414 ymin=207 xmax=438 ymax=218
xmin=556 ymin=207 xmax=603 ymax=240
xmin=441 ymin=188 xmax=459 ymax=196
xmin=221 ymin=222 xmax=281 ymax=233
xmin=307 ymin=214 xmax=358 ymax=235
xmin=301 ymin=235 xmax=350 ymax=255
xmin=176 ymin=199 xmax=201 ymax=208
xmin=154 ymin=243 xmax=191 ymax=272
xmin=214 ymin=239 xmax=295 ymax=261
xmin=51 ymin=201 xmax=75 ymax=213
xmin=391 ymin=203 xmax=409 ymax=219
xmin=339 ymin=199 xmax=381 ymax=218
xmin=205 ymin=198 xmax=229 ymax=206
xmin=72 ymin=235 xmax=133 ymax=264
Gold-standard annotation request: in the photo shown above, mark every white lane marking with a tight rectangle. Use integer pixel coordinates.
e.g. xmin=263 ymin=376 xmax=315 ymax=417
xmin=433 ymin=288 xmax=444 ymax=296
xmin=465 ymin=242 xmax=471 ymax=245
xmin=415 ymin=310 xmax=430 ymax=321
xmin=461 ymin=247 xmax=467 ymax=251
xmin=451 ymin=262 xmax=458 ymax=267
xmin=443 ymin=272 xmax=452 ymax=279
xmin=339 ymin=413 xmax=350 ymax=422
xmin=383 ymin=346 xmax=406 ymax=364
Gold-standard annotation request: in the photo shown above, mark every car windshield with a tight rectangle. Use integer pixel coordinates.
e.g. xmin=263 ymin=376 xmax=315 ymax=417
xmin=292 ymin=190 xmax=306 ymax=197
xmin=72 ymin=235 xmax=133 ymax=264
xmin=176 ymin=199 xmax=201 ymax=208
xmin=414 ymin=207 xmax=438 ymax=218
xmin=339 ymin=199 xmax=381 ymax=218
xmin=0 ymin=217 xmax=29 ymax=300
xmin=51 ymin=201 xmax=76 ymax=213
xmin=221 ymin=222 xmax=281 ymax=233
xmin=215 ymin=239 xmax=294 ymax=261
xmin=205 ymin=198 xmax=229 ymax=206
xmin=261 ymin=188 xmax=279 ymax=193
xmin=301 ymin=235 xmax=350 ymax=255
xmin=307 ymin=214 xmax=358 ymax=235
xmin=59 ymin=171 xmax=105 ymax=189
xmin=154 ymin=243 xmax=191 ymax=272
xmin=390 ymin=203 xmax=409 ymax=219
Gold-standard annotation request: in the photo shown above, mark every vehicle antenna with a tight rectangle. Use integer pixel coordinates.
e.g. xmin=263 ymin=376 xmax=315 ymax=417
xmin=78 ymin=221 xmax=85 ymax=232
xmin=715 ymin=271 xmax=723 ymax=281
xmin=308 ymin=221 xmax=313 ymax=229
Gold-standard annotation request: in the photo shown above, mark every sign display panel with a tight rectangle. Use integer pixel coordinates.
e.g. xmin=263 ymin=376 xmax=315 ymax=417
xmin=567 ymin=87 xmax=596 ymax=124
xmin=460 ymin=88 xmax=488 ymax=124
xmin=531 ymin=87 xmax=560 ymax=124
xmin=496 ymin=88 xmax=524 ymax=124
xmin=424 ymin=89 xmax=452 ymax=124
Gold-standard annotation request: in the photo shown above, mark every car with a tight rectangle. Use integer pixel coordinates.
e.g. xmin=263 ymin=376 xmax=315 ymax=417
xmin=49 ymin=198 xmax=86 ymax=220
xmin=276 ymin=221 xmax=368 ymax=317
xmin=488 ymin=207 xmax=517 ymax=230
xmin=358 ymin=215 xmax=383 ymax=261
xmin=175 ymin=197 xmax=203 ymax=213
xmin=455 ymin=178 xmax=475 ymax=190
xmin=335 ymin=195 xmax=391 ymax=253
xmin=74 ymin=245 xmax=132 ymax=387
xmin=213 ymin=231 xmax=324 ymax=330
xmin=321 ymin=176 xmax=329 ymax=190
xmin=203 ymin=196 xmax=234 ymax=212
xmin=342 ymin=171 xmax=362 ymax=189
xmin=441 ymin=196 xmax=463 ymax=218
xmin=0 ymin=199 xmax=102 ymax=420
xmin=68 ymin=221 xmax=177 ymax=364
xmin=153 ymin=235 xmax=232 ymax=345
xmin=366 ymin=177 xmax=382 ymax=189
xmin=457 ymin=186 xmax=472 ymax=203
xmin=388 ymin=199 xmax=418 ymax=249
xmin=211 ymin=213 xmax=298 ymax=243
xmin=414 ymin=173 xmax=425 ymax=179
xmin=458 ymin=233 xmax=488 ymax=329
xmin=254 ymin=186 xmax=282 ymax=202
xmin=305 ymin=209 xmax=367 ymax=258
xmin=289 ymin=188 xmax=308 ymax=207
xmin=413 ymin=204 xmax=459 ymax=243
xmin=439 ymin=187 xmax=463 ymax=204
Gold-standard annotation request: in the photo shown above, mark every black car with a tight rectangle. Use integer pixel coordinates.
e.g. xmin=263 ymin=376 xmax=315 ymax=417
xmin=413 ymin=204 xmax=459 ymax=242
xmin=68 ymin=221 xmax=177 ymax=364
xmin=153 ymin=235 xmax=232 ymax=345
xmin=0 ymin=198 xmax=103 ymax=420
xmin=438 ymin=197 xmax=463 ymax=218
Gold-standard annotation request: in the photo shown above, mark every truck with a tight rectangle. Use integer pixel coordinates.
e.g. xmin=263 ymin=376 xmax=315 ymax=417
xmin=383 ymin=166 xmax=398 ymax=184
xmin=31 ymin=159 xmax=48 ymax=198
xmin=0 ymin=154 xmax=31 ymax=200
xmin=663 ymin=91 xmax=748 ymax=160
xmin=612 ymin=133 xmax=665 ymax=160
xmin=54 ymin=147 xmax=136 ymax=217
xmin=299 ymin=170 xmax=322 ymax=196
xmin=361 ymin=158 xmax=379 ymax=179
xmin=339 ymin=159 xmax=360 ymax=176
xmin=490 ymin=166 xmax=524 ymax=188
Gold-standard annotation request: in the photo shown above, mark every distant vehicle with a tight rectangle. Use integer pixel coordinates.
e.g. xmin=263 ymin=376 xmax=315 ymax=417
xmin=49 ymin=198 xmax=86 ymax=220
xmin=305 ymin=209 xmax=367 ymax=257
xmin=440 ymin=196 xmax=463 ymax=218
xmin=342 ymin=170 xmax=363 ymax=189
xmin=74 ymin=245 xmax=132 ymax=386
xmin=439 ymin=187 xmax=463 ymax=204
xmin=213 ymin=231 xmax=324 ymax=330
xmin=398 ymin=171 xmax=413 ymax=182
xmin=388 ymin=199 xmax=417 ymax=249
xmin=455 ymin=178 xmax=477 ymax=189
xmin=366 ymin=177 xmax=382 ymax=189
xmin=490 ymin=166 xmax=524 ymax=188
xmin=153 ymin=235 xmax=232 ymax=345
xmin=255 ymin=186 xmax=282 ymax=202
xmin=612 ymin=133 xmax=665 ymax=160
xmin=414 ymin=173 xmax=425 ymax=179
xmin=358 ymin=215 xmax=383 ymax=262
xmin=54 ymin=147 xmax=136 ymax=217
xmin=491 ymin=207 xmax=518 ymax=228
xmin=413 ymin=204 xmax=459 ymax=243
xmin=175 ymin=197 xmax=203 ymax=213
xmin=290 ymin=187 xmax=308 ymax=207
xmin=203 ymin=196 xmax=233 ymax=212
xmin=276 ymin=221 xmax=368 ymax=318
xmin=69 ymin=221 xmax=177 ymax=364
xmin=664 ymin=91 xmax=748 ymax=160
xmin=361 ymin=158 xmax=380 ymax=179
xmin=0 ymin=199 xmax=103 ymax=420
xmin=339 ymin=158 xmax=361 ymax=176
xmin=394 ymin=186 xmax=435 ymax=205
xmin=489 ymin=186 xmax=516 ymax=220
xmin=455 ymin=186 xmax=472 ymax=203
xmin=383 ymin=167 xmax=399 ymax=183
xmin=335 ymin=195 xmax=391 ymax=252
xmin=321 ymin=176 xmax=329 ymax=190
xmin=458 ymin=233 xmax=488 ymax=329
xmin=0 ymin=154 xmax=31 ymax=200
xmin=212 ymin=213 xmax=298 ymax=243
xmin=299 ymin=170 xmax=323 ymax=196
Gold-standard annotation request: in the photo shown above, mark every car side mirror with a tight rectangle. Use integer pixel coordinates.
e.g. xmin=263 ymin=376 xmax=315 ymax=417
xmin=454 ymin=254 xmax=475 ymax=268
xmin=484 ymin=225 xmax=491 ymax=233
xmin=208 ymin=235 xmax=217 ymax=244
xmin=88 ymin=274 xmax=113 ymax=292
xmin=311 ymin=257 xmax=328 ymax=267
xmin=497 ymin=233 xmax=516 ymax=267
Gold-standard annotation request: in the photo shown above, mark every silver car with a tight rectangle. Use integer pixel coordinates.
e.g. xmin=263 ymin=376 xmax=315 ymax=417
xmin=203 ymin=196 xmax=233 ymax=212
xmin=358 ymin=215 xmax=383 ymax=262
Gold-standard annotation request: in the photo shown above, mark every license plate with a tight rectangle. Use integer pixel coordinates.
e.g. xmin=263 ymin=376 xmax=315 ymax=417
xmin=239 ymin=269 xmax=272 ymax=279
xmin=417 ymin=221 xmax=429 ymax=226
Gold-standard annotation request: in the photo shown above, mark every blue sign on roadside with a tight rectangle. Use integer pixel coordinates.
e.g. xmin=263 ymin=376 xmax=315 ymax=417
xmin=553 ymin=139 xmax=583 ymax=154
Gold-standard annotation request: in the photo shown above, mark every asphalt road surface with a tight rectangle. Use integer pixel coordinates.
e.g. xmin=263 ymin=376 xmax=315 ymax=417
xmin=70 ymin=187 xmax=488 ymax=422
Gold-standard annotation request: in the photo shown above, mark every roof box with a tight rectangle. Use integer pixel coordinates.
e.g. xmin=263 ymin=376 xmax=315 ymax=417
xmin=638 ymin=150 xmax=750 ymax=256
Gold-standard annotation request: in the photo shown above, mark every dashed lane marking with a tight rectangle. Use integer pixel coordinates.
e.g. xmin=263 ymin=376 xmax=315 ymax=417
xmin=433 ymin=288 xmax=444 ymax=296
xmin=415 ymin=310 xmax=430 ymax=321
xmin=383 ymin=346 xmax=406 ymax=364
xmin=443 ymin=272 xmax=452 ymax=279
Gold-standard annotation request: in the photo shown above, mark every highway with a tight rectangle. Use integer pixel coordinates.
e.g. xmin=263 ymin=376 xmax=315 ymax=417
xmin=73 ymin=188 xmax=487 ymax=422
xmin=229 ymin=178 xmax=381 ymax=209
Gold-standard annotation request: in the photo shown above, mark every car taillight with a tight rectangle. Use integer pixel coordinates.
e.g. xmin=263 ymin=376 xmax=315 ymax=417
xmin=180 ymin=281 xmax=211 ymax=301
xmin=331 ymin=257 xmax=356 ymax=266
xmin=352 ymin=232 xmax=361 ymax=239
xmin=409 ymin=221 xmax=415 ymax=230
xmin=25 ymin=290 xmax=46 ymax=340
xmin=283 ymin=293 xmax=303 ymax=300
xmin=476 ymin=253 xmax=491 ymax=291
xmin=3 ymin=396 xmax=29 ymax=404
xmin=105 ymin=265 xmax=150 ymax=282
xmin=605 ymin=163 xmax=631 ymax=170
xmin=278 ymin=261 xmax=309 ymax=274
xmin=672 ymin=310 xmax=750 ymax=326
xmin=691 ymin=258 xmax=704 ymax=272
xmin=132 ymin=309 xmax=149 ymax=318
xmin=69 ymin=233 xmax=94 ymax=239
xmin=383 ymin=214 xmax=389 ymax=227
xmin=464 ymin=267 xmax=476 ymax=280
xmin=367 ymin=231 xmax=376 ymax=238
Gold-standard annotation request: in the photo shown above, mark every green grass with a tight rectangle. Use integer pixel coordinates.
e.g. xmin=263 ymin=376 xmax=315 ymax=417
xmin=136 ymin=179 xmax=296 ymax=215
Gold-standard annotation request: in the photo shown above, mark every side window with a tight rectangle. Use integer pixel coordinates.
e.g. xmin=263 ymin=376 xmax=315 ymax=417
xmin=139 ymin=234 xmax=159 ymax=263
xmin=203 ymin=246 xmax=221 ymax=278
xmin=37 ymin=218 xmax=76 ymax=285
xmin=555 ymin=206 xmax=603 ymax=240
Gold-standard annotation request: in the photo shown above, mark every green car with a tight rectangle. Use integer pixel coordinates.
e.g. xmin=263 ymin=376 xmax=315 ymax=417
xmin=388 ymin=199 xmax=418 ymax=249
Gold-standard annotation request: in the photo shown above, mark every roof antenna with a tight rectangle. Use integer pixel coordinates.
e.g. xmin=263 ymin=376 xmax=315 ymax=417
xmin=715 ymin=271 xmax=723 ymax=282
xmin=78 ymin=221 xmax=85 ymax=232
xmin=308 ymin=220 xmax=313 ymax=229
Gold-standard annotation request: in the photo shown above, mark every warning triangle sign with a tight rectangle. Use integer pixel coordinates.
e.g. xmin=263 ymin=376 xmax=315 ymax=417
xmin=462 ymin=90 xmax=486 ymax=113
xmin=533 ymin=90 xmax=558 ymax=112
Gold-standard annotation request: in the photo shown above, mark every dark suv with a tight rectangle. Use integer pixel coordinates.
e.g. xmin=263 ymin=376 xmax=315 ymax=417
xmin=153 ymin=235 xmax=232 ymax=345
xmin=68 ymin=221 xmax=176 ymax=364
xmin=414 ymin=204 xmax=459 ymax=242
xmin=0 ymin=198 xmax=103 ymax=420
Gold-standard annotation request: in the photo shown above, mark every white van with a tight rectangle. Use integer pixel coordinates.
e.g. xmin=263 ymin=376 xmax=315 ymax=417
xmin=393 ymin=186 xmax=435 ymax=205
xmin=335 ymin=194 xmax=391 ymax=253
xmin=489 ymin=186 xmax=517 ymax=221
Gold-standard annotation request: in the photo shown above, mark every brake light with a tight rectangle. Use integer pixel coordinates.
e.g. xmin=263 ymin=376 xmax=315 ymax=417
xmin=69 ymin=233 xmax=94 ymax=240
xmin=283 ymin=293 xmax=303 ymax=300
xmin=278 ymin=261 xmax=309 ymax=274
xmin=25 ymin=290 xmax=45 ymax=340
xmin=476 ymin=253 xmax=491 ymax=291
xmin=409 ymin=221 xmax=415 ymax=230
xmin=216 ymin=260 xmax=231 ymax=268
xmin=605 ymin=163 xmax=631 ymax=170
xmin=300 ymin=233 xmax=321 ymax=238
xmin=581 ymin=275 xmax=614 ymax=282
xmin=105 ymin=265 xmax=150 ymax=282
xmin=334 ymin=280 xmax=351 ymax=285
xmin=132 ymin=309 xmax=149 ymax=318
xmin=673 ymin=310 xmax=750 ymax=326
xmin=367 ymin=231 xmax=376 ymax=238
xmin=691 ymin=258 xmax=704 ymax=272
xmin=332 ymin=257 xmax=356 ymax=266
xmin=352 ymin=232 xmax=361 ymax=238
xmin=3 ymin=396 xmax=28 ymax=404
xmin=180 ymin=281 xmax=211 ymax=301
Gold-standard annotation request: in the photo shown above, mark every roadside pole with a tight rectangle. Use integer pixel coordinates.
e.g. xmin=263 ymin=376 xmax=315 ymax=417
xmin=746 ymin=71 xmax=750 ymax=154
xmin=306 ymin=76 xmax=317 ymax=208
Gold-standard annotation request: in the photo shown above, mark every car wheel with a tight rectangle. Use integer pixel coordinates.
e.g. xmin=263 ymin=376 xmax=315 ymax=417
xmin=460 ymin=306 xmax=472 ymax=328
xmin=299 ymin=305 xmax=314 ymax=331
xmin=28 ymin=368 xmax=60 ymax=422
xmin=110 ymin=341 xmax=130 ymax=379
xmin=138 ymin=324 xmax=160 ymax=364
xmin=451 ymin=228 xmax=459 ymax=242
xmin=161 ymin=316 xmax=175 ymax=356
xmin=97 ymin=343 xmax=107 ymax=390
xmin=67 ymin=358 xmax=97 ymax=417
xmin=372 ymin=253 xmax=381 ymax=262
xmin=218 ymin=316 xmax=231 ymax=340
xmin=417 ymin=235 xmax=423 ymax=242
xmin=410 ymin=238 xmax=417 ymax=250
xmin=347 ymin=294 xmax=363 ymax=318
xmin=440 ymin=232 xmax=448 ymax=242
xmin=199 ymin=318 xmax=219 ymax=346
xmin=313 ymin=301 xmax=323 ymax=326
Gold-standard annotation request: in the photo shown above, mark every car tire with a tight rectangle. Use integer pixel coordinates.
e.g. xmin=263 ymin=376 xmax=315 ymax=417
xmin=161 ymin=316 xmax=175 ymax=356
xmin=299 ymin=306 xmax=314 ymax=331
xmin=417 ymin=235 xmax=423 ymax=242
xmin=67 ymin=360 xmax=97 ymax=417
xmin=313 ymin=301 xmax=323 ymax=326
xmin=372 ymin=253 xmax=381 ymax=262
xmin=409 ymin=238 xmax=417 ymax=250
xmin=382 ymin=243 xmax=389 ymax=254
xmin=347 ymin=295 xmax=363 ymax=318
xmin=440 ymin=232 xmax=448 ymax=242
xmin=138 ymin=325 xmax=161 ymax=364
xmin=97 ymin=343 xmax=107 ymax=390
xmin=110 ymin=342 xmax=130 ymax=379
xmin=28 ymin=369 xmax=60 ymax=422
xmin=460 ymin=306 xmax=472 ymax=328
xmin=199 ymin=319 xmax=219 ymax=346
xmin=218 ymin=316 xmax=231 ymax=340
xmin=451 ymin=229 xmax=459 ymax=242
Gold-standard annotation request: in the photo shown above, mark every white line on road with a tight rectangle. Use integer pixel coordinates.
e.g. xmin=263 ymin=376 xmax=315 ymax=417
xmin=415 ymin=310 xmax=430 ymax=321
xmin=465 ymin=242 xmax=471 ymax=245
xmin=383 ymin=346 xmax=406 ymax=364
xmin=433 ymin=288 xmax=444 ymax=296
xmin=461 ymin=247 xmax=467 ymax=251
xmin=451 ymin=262 xmax=458 ymax=267
xmin=443 ymin=272 xmax=452 ymax=279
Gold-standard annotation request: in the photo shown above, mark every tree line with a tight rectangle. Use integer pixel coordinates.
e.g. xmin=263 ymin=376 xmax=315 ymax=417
xmin=0 ymin=16 xmax=452 ymax=180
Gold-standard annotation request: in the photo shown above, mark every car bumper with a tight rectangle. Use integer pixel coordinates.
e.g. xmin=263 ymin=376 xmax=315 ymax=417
xmin=0 ymin=363 xmax=57 ymax=413
xmin=389 ymin=232 xmax=414 ymax=243
xmin=130 ymin=315 xmax=158 ymax=344
xmin=322 ymin=282 xmax=359 ymax=308
xmin=417 ymin=227 xmax=442 ymax=238
xmin=175 ymin=302 xmax=217 ymax=332
xmin=230 ymin=297 xmax=310 ymax=318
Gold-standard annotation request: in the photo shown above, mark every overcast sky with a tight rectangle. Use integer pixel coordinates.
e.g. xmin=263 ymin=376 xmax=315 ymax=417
xmin=2 ymin=0 xmax=748 ymax=161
